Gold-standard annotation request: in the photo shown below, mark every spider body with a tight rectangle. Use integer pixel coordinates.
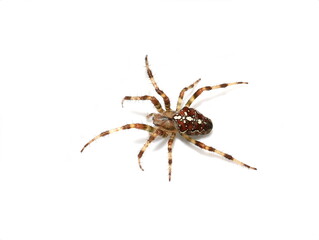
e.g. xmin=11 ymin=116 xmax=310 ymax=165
xmin=151 ymin=107 xmax=212 ymax=136
xmin=81 ymin=56 xmax=257 ymax=181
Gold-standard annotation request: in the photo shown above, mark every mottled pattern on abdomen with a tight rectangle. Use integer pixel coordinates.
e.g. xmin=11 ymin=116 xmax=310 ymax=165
xmin=173 ymin=107 xmax=213 ymax=135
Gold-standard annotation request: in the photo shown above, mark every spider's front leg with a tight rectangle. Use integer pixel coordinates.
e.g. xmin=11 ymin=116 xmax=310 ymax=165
xmin=122 ymin=95 xmax=164 ymax=113
xmin=80 ymin=124 xmax=156 ymax=153
xmin=181 ymin=133 xmax=257 ymax=170
xmin=137 ymin=128 xmax=167 ymax=171
xmin=137 ymin=131 xmax=158 ymax=171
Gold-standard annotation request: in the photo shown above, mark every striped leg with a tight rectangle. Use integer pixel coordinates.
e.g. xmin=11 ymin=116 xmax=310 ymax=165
xmin=167 ymin=133 xmax=176 ymax=181
xmin=137 ymin=131 xmax=158 ymax=171
xmin=176 ymin=78 xmax=201 ymax=111
xmin=122 ymin=95 xmax=164 ymax=113
xmin=146 ymin=113 xmax=154 ymax=119
xmin=145 ymin=55 xmax=171 ymax=110
xmin=185 ymin=82 xmax=248 ymax=107
xmin=181 ymin=134 xmax=257 ymax=170
xmin=80 ymin=124 xmax=156 ymax=153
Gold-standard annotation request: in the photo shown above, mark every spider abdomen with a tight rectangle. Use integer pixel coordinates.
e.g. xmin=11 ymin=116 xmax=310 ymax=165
xmin=173 ymin=107 xmax=213 ymax=135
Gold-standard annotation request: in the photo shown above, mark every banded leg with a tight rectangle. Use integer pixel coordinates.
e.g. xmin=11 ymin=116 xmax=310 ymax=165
xmin=122 ymin=95 xmax=164 ymax=113
xmin=137 ymin=131 xmax=159 ymax=171
xmin=145 ymin=55 xmax=171 ymax=110
xmin=80 ymin=124 xmax=156 ymax=153
xmin=167 ymin=133 xmax=176 ymax=181
xmin=185 ymin=82 xmax=248 ymax=107
xmin=146 ymin=113 xmax=154 ymax=119
xmin=176 ymin=78 xmax=201 ymax=111
xmin=181 ymin=134 xmax=257 ymax=170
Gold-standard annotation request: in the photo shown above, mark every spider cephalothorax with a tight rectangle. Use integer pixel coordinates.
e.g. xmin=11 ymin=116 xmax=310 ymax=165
xmin=81 ymin=55 xmax=257 ymax=181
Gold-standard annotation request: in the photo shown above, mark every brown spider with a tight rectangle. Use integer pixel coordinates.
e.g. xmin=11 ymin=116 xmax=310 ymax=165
xmin=81 ymin=55 xmax=257 ymax=181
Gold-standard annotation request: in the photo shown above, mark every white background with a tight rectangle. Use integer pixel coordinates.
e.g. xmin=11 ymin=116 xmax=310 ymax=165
xmin=1 ymin=0 xmax=319 ymax=239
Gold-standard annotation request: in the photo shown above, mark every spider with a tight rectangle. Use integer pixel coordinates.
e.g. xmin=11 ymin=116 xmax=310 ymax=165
xmin=81 ymin=55 xmax=257 ymax=181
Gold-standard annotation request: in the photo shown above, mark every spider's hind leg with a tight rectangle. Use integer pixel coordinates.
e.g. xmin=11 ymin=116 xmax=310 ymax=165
xmin=181 ymin=133 xmax=257 ymax=170
xmin=176 ymin=78 xmax=201 ymax=111
xmin=185 ymin=82 xmax=248 ymax=107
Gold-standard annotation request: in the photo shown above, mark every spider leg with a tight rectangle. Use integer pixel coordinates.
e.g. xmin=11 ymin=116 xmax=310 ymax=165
xmin=137 ymin=131 xmax=158 ymax=171
xmin=137 ymin=128 xmax=167 ymax=171
xmin=176 ymin=78 xmax=201 ymax=111
xmin=185 ymin=82 xmax=248 ymax=107
xmin=145 ymin=55 xmax=171 ymax=110
xmin=122 ymin=95 xmax=164 ymax=113
xmin=80 ymin=124 xmax=156 ymax=153
xmin=181 ymin=133 xmax=257 ymax=170
xmin=167 ymin=133 xmax=176 ymax=181
xmin=146 ymin=113 xmax=154 ymax=119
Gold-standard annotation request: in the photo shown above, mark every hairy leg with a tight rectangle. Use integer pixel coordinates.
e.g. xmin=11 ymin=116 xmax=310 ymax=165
xmin=185 ymin=82 xmax=248 ymax=107
xmin=122 ymin=95 xmax=164 ymax=113
xmin=81 ymin=124 xmax=156 ymax=153
xmin=167 ymin=133 xmax=176 ymax=181
xmin=181 ymin=133 xmax=257 ymax=170
xmin=176 ymin=78 xmax=201 ymax=111
xmin=145 ymin=55 xmax=171 ymax=110
xmin=137 ymin=131 xmax=158 ymax=171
